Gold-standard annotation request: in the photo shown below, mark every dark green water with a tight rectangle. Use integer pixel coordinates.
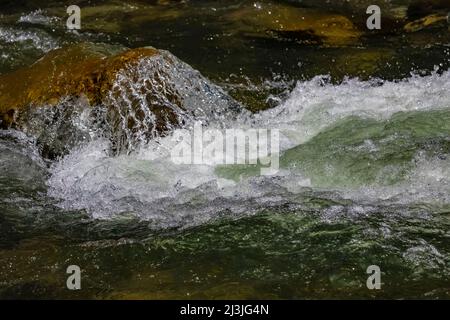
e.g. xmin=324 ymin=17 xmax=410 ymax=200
xmin=0 ymin=0 xmax=449 ymax=299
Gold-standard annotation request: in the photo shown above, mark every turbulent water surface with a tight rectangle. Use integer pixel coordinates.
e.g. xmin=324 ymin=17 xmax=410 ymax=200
xmin=0 ymin=0 xmax=449 ymax=299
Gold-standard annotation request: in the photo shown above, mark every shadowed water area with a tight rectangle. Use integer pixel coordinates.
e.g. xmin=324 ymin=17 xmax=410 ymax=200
xmin=0 ymin=0 xmax=449 ymax=299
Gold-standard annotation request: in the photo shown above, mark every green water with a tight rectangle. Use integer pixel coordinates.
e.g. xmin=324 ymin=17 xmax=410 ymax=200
xmin=1 ymin=0 xmax=450 ymax=299
xmin=217 ymin=109 xmax=450 ymax=187
xmin=1 ymin=209 xmax=449 ymax=299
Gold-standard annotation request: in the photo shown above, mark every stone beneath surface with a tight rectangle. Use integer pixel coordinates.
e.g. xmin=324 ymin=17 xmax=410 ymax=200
xmin=404 ymin=13 xmax=448 ymax=32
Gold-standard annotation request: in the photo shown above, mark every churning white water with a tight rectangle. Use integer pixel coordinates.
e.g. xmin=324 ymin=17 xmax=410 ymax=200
xmin=47 ymin=70 xmax=450 ymax=227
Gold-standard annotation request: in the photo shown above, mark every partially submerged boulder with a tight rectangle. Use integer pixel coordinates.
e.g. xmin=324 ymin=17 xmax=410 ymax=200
xmin=0 ymin=44 xmax=159 ymax=120
xmin=43 ymin=0 xmax=188 ymax=34
xmin=0 ymin=43 xmax=242 ymax=158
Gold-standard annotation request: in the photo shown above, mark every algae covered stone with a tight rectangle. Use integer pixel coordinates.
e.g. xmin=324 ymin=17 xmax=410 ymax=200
xmin=226 ymin=2 xmax=361 ymax=47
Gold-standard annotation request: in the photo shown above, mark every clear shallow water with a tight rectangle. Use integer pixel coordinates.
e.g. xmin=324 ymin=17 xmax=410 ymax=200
xmin=0 ymin=0 xmax=450 ymax=299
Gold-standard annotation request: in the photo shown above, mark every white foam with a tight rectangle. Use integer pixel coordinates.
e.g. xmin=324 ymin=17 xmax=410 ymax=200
xmin=0 ymin=26 xmax=59 ymax=52
xmin=252 ymin=71 xmax=450 ymax=151
xmin=47 ymin=71 xmax=450 ymax=225
xmin=18 ymin=10 xmax=60 ymax=26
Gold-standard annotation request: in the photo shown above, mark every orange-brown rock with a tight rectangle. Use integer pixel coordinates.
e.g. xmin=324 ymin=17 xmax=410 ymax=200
xmin=0 ymin=43 xmax=241 ymax=158
xmin=0 ymin=43 xmax=159 ymax=128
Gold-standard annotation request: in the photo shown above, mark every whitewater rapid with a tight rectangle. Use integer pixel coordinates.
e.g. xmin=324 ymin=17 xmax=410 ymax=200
xmin=42 ymin=70 xmax=450 ymax=228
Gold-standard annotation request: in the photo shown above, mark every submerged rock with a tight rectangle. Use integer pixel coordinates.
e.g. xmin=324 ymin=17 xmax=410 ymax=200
xmin=0 ymin=43 xmax=156 ymax=115
xmin=332 ymin=48 xmax=395 ymax=79
xmin=227 ymin=2 xmax=362 ymax=46
xmin=44 ymin=0 xmax=188 ymax=34
xmin=281 ymin=0 xmax=408 ymax=32
xmin=0 ymin=43 xmax=242 ymax=158
xmin=404 ymin=13 xmax=448 ymax=32
xmin=407 ymin=0 xmax=450 ymax=20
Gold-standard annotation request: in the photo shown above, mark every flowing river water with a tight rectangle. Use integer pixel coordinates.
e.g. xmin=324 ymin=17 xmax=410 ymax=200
xmin=0 ymin=0 xmax=449 ymax=299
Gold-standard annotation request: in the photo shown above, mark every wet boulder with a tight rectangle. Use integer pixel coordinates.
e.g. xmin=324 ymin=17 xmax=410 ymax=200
xmin=0 ymin=42 xmax=242 ymax=158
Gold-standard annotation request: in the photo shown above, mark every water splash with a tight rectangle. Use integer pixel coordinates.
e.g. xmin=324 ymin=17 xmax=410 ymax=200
xmin=0 ymin=26 xmax=58 ymax=52
xmin=105 ymin=49 xmax=244 ymax=153
xmin=18 ymin=9 xmax=60 ymax=26
xmin=46 ymin=70 xmax=450 ymax=228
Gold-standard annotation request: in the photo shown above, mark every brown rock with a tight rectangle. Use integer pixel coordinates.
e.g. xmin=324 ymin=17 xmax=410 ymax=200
xmin=0 ymin=43 xmax=159 ymax=128
xmin=0 ymin=43 xmax=241 ymax=158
